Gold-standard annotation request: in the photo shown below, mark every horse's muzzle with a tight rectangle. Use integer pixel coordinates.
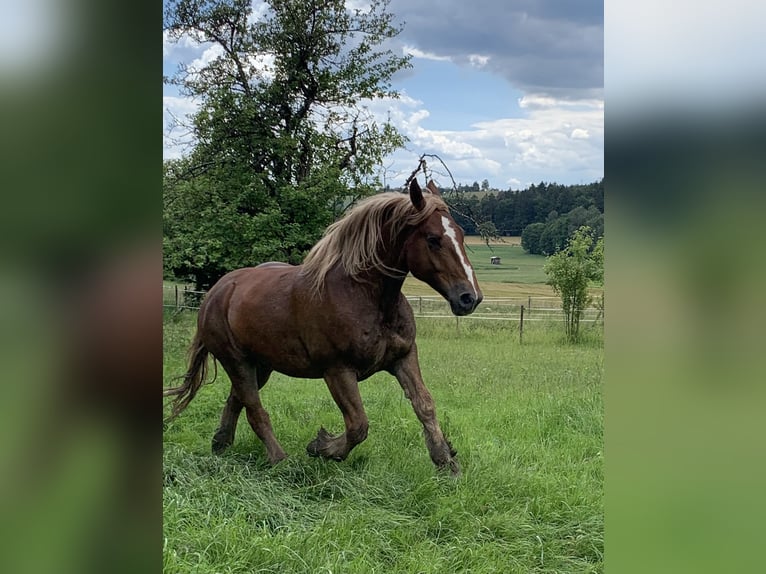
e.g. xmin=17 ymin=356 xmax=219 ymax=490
xmin=450 ymin=290 xmax=482 ymax=316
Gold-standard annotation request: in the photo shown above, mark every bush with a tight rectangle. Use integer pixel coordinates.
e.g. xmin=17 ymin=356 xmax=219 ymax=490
xmin=544 ymin=226 xmax=603 ymax=342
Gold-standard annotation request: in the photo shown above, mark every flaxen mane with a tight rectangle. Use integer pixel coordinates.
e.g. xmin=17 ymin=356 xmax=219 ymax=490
xmin=301 ymin=192 xmax=448 ymax=294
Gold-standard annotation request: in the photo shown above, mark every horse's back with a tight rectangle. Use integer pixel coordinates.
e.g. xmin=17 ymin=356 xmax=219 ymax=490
xmin=202 ymin=263 xmax=302 ymax=324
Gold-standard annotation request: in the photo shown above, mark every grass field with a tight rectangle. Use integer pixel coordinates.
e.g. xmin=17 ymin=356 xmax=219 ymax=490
xmin=163 ymin=312 xmax=603 ymax=573
xmin=403 ymin=237 xmax=598 ymax=300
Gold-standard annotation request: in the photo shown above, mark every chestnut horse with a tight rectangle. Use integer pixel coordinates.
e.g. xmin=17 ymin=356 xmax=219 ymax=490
xmin=164 ymin=179 xmax=482 ymax=474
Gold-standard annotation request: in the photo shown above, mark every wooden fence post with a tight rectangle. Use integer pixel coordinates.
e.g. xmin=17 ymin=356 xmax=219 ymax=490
xmin=519 ymin=305 xmax=525 ymax=344
xmin=419 ymin=296 xmax=423 ymax=315
xmin=174 ymin=285 xmax=178 ymax=309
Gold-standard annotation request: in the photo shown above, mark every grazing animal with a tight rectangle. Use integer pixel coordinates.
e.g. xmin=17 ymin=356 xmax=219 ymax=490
xmin=164 ymin=179 xmax=482 ymax=474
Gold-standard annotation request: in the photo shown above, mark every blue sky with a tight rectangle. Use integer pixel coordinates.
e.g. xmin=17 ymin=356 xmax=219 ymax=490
xmin=393 ymin=59 xmax=526 ymax=130
xmin=163 ymin=0 xmax=604 ymax=189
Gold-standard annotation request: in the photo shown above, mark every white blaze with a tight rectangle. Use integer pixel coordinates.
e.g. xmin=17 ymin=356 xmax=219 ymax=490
xmin=441 ymin=216 xmax=478 ymax=296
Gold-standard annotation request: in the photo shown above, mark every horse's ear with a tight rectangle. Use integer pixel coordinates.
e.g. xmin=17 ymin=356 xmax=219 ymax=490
xmin=426 ymin=180 xmax=441 ymax=196
xmin=409 ymin=178 xmax=425 ymax=211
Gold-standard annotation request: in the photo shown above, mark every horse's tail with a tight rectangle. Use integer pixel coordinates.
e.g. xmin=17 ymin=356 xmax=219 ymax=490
xmin=163 ymin=329 xmax=216 ymax=422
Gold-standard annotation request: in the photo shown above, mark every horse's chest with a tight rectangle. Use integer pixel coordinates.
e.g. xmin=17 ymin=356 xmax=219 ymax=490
xmin=351 ymin=323 xmax=412 ymax=371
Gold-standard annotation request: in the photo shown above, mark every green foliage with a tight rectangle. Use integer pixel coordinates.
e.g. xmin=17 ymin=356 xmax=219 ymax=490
xmin=452 ymin=179 xmax=603 ymax=240
xmin=522 ymin=205 xmax=603 ymax=255
xmin=539 ymin=215 xmax=569 ymax=255
xmin=520 ymin=222 xmax=545 ymax=255
xmin=163 ymin=0 xmax=411 ymax=289
xmin=544 ymin=226 xmax=604 ymax=342
xmin=475 ymin=220 xmax=499 ymax=245
xmin=163 ymin=312 xmax=603 ymax=573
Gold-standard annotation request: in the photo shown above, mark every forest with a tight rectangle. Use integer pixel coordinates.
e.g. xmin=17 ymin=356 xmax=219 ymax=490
xmin=439 ymin=179 xmax=604 ymax=255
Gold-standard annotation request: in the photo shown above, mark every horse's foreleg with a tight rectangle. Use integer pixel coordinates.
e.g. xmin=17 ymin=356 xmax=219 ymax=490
xmin=211 ymin=388 xmax=244 ymax=454
xmin=391 ymin=347 xmax=460 ymax=475
xmin=307 ymin=369 xmax=368 ymax=461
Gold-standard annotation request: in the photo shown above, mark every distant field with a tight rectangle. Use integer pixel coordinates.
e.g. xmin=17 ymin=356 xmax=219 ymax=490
xmin=402 ymin=236 xmax=555 ymax=298
xmin=464 ymin=235 xmax=521 ymax=246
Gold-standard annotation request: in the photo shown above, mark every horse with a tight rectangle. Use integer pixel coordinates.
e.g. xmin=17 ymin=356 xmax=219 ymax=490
xmin=164 ymin=178 xmax=482 ymax=474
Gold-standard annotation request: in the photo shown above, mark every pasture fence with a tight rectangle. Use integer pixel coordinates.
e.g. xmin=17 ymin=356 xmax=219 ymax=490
xmin=163 ymin=284 xmax=604 ymax=331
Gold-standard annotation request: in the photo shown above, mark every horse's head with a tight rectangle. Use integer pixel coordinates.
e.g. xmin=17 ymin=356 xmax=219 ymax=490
xmin=404 ymin=179 xmax=483 ymax=316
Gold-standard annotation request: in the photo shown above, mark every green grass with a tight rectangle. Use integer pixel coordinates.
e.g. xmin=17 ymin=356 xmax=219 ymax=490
xmin=401 ymin=240 xmax=564 ymax=298
xmin=163 ymin=312 xmax=603 ymax=573
xmin=464 ymin=241 xmax=548 ymax=284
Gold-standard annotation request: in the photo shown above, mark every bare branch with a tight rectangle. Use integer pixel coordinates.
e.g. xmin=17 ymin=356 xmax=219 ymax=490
xmin=402 ymin=153 xmax=501 ymax=247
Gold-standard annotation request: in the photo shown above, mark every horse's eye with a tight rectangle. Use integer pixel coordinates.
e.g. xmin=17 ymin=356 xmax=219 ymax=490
xmin=427 ymin=235 xmax=441 ymax=250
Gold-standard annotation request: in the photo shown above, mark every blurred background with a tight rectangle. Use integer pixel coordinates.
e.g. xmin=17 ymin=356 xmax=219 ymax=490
xmin=0 ymin=1 xmax=158 ymax=573
xmin=606 ymin=1 xmax=766 ymax=572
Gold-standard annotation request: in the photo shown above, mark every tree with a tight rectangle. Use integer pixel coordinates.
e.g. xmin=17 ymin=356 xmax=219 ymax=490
xmin=538 ymin=216 xmax=568 ymax=255
xmin=520 ymin=203 xmax=603 ymax=256
xmin=521 ymin=222 xmax=545 ymax=254
xmin=544 ymin=226 xmax=603 ymax=342
xmin=163 ymin=0 xmax=411 ymax=289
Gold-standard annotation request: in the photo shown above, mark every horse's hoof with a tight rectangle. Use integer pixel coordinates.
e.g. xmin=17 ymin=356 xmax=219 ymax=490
xmin=211 ymin=439 xmax=230 ymax=454
xmin=437 ymin=457 xmax=461 ymax=477
xmin=306 ymin=427 xmax=332 ymax=457
xmin=306 ymin=427 xmax=347 ymax=461
xmin=269 ymin=452 xmax=289 ymax=465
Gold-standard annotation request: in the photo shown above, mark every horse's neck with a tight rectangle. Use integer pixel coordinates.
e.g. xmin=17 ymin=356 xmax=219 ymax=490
xmin=339 ymin=222 xmax=410 ymax=310
xmin=378 ymin=274 xmax=407 ymax=306
xmin=372 ymin=229 xmax=411 ymax=309
xmin=352 ymin=268 xmax=406 ymax=307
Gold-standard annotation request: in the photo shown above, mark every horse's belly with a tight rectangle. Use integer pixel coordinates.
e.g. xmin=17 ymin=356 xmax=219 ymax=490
xmin=237 ymin=319 xmax=323 ymax=377
xmin=262 ymin=329 xmax=408 ymax=381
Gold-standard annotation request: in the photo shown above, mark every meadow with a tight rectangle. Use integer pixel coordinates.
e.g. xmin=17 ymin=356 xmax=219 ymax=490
xmin=401 ymin=238 xmax=553 ymax=299
xmin=163 ymin=236 xmax=603 ymax=572
xmin=163 ymin=310 xmax=603 ymax=573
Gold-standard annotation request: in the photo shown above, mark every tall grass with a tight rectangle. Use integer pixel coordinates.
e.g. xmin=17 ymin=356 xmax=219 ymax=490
xmin=163 ymin=311 xmax=603 ymax=573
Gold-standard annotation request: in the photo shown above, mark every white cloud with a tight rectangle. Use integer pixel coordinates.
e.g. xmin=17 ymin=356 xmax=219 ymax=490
xmin=468 ymin=54 xmax=490 ymax=68
xmin=571 ymin=128 xmax=589 ymax=139
xmin=370 ymin=89 xmax=603 ymax=188
xmin=247 ymin=0 xmax=270 ymax=24
xmin=519 ymin=94 xmax=604 ymax=111
xmin=187 ymin=44 xmax=225 ymax=73
xmin=402 ymin=45 xmax=452 ymax=62
xmin=163 ymin=29 xmax=207 ymax=60
xmin=162 ymin=75 xmax=603 ymax=187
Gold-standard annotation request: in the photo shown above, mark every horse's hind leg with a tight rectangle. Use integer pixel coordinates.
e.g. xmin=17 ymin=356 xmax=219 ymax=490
xmin=211 ymin=365 xmax=272 ymax=454
xmin=211 ymin=389 xmax=244 ymax=454
xmin=390 ymin=348 xmax=460 ymax=475
xmin=218 ymin=361 xmax=286 ymax=464
xmin=307 ymin=369 xmax=369 ymax=461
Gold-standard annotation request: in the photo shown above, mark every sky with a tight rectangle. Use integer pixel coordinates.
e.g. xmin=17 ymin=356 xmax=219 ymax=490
xmin=163 ymin=0 xmax=604 ymax=190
